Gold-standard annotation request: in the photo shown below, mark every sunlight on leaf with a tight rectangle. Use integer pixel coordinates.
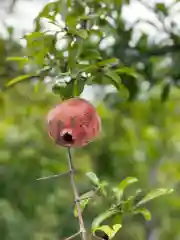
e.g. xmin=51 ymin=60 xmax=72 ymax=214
xmin=86 ymin=172 xmax=100 ymax=186
xmin=133 ymin=208 xmax=151 ymax=221
xmin=92 ymin=211 xmax=116 ymax=229
xmin=93 ymin=224 xmax=121 ymax=240
xmin=6 ymin=57 xmax=28 ymax=62
xmin=113 ymin=177 xmax=138 ymax=203
xmin=136 ymin=188 xmax=174 ymax=207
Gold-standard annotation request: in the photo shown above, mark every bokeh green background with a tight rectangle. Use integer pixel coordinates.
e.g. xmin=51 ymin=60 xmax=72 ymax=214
xmin=1 ymin=0 xmax=180 ymax=240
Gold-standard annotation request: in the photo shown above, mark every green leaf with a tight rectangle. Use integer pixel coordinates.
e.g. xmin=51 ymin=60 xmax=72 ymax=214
xmin=99 ymin=181 xmax=108 ymax=197
xmin=66 ymin=15 xmax=78 ymax=29
xmin=74 ymin=199 xmax=89 ymax=217
xmin=35 ymin=1 xmax=60 ymax=30
xmin=6 ymin=74 xmax=35 ymax=87
xmin=73 ymin=77 xmax=85 ymax=96
xmin=119 ymin=84 xmax=129 ymax=101
xmin=123 ymin=196 xmax=136 ymax=212
xmin=93 ymin=224 xmax=121 ymax=240
xmin=68 ymin=42 xmax=81 ymax=71
xmin=136 ymin=188 xmax=174 ymax=207
xmin=24 ymin=31 xmax=44 ymax=42
xmin=111 ymin=224 xmax=121 ymax=239
xmin=74 ymin=191 xmax=94 ymax=217
xmin=155 ymin=3 xmax=168 ymax=15
xmin=136 ymin=34 xmax=148 ymax=50
xmin=105 ymin=70 xmax=121 ymax=90
xmin=80 ymin=49 xmax=102 ymax=61
xmin=80 ymin=190 xmax=96 ymax=200
xmin=79 ymin=14 xmax=99 ymax=20
xmin=78 ymin=64 xmax=98 ymax=73
xmin=114 ymin=0 xmax=123 ymax=9
xmin=68 ymin=29 xmax=88 ymax=39
xmin=34 ymin=51 xmax=47 ymax=67
xmin=92 ymin=210 xmax=116 ymax=229
xmin=86 ymin=172 xmax=100 ymax=186
xmin=98 ymin=58 xmax=119 ymax=67
xmin=133 ymin=208 xmax=151 ymax=221
xmin=113 ymin=177 xmax=138 ymax=203
xmin=76 ymin=29 xmax=88 ymax=39
xmin=6 ymin=57 xmax=28 ymax=62
xmin=52 ymin=80 xmax=74 ymax=99
xmin=115 ymin=67 xmax=138 ymax=78
xmin=133 ymin=189 xmax=147 ymax=205
xmin=83 ymin=49 xmax=102 ymax=60
xmin=86 ymin=172 xmax=108 ymax=196
xmin=24 ymin=32 xmax=55 ymax=66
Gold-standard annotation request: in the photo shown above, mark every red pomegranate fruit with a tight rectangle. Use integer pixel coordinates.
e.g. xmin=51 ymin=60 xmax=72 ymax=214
xmin=47 ymin=98 xmax=101 ymax=148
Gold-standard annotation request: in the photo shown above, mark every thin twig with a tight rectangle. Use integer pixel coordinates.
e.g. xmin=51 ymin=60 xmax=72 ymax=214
xmin=64 ymin=231 xmax=81 ymax=240
xmin=36 ymin=171 xmax=71 ymax=181
xmin=67 ymin=148 xmax=87 ymax=240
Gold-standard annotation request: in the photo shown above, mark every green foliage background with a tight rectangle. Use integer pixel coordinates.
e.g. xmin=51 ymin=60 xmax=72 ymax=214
xmin=1 ymin=0 xmax=180 ymax=239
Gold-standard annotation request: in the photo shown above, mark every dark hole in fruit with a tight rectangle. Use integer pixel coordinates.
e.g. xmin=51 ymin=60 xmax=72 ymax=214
xmin=62 ymin=132 xmax=74 ymax=143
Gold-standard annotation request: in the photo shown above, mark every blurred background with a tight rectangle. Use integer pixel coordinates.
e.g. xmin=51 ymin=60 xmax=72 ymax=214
xmin=1 ymin=0 xmax=180 ymax=239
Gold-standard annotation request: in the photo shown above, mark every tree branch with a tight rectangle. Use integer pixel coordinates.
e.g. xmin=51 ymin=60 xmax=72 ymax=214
xmin=36 ymin=171 xmax=71 ymax=180
xmin=67 ymin=148 xmax=87 ymax=240
xmin=64 ymin=231 xmax=81 ymax=240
